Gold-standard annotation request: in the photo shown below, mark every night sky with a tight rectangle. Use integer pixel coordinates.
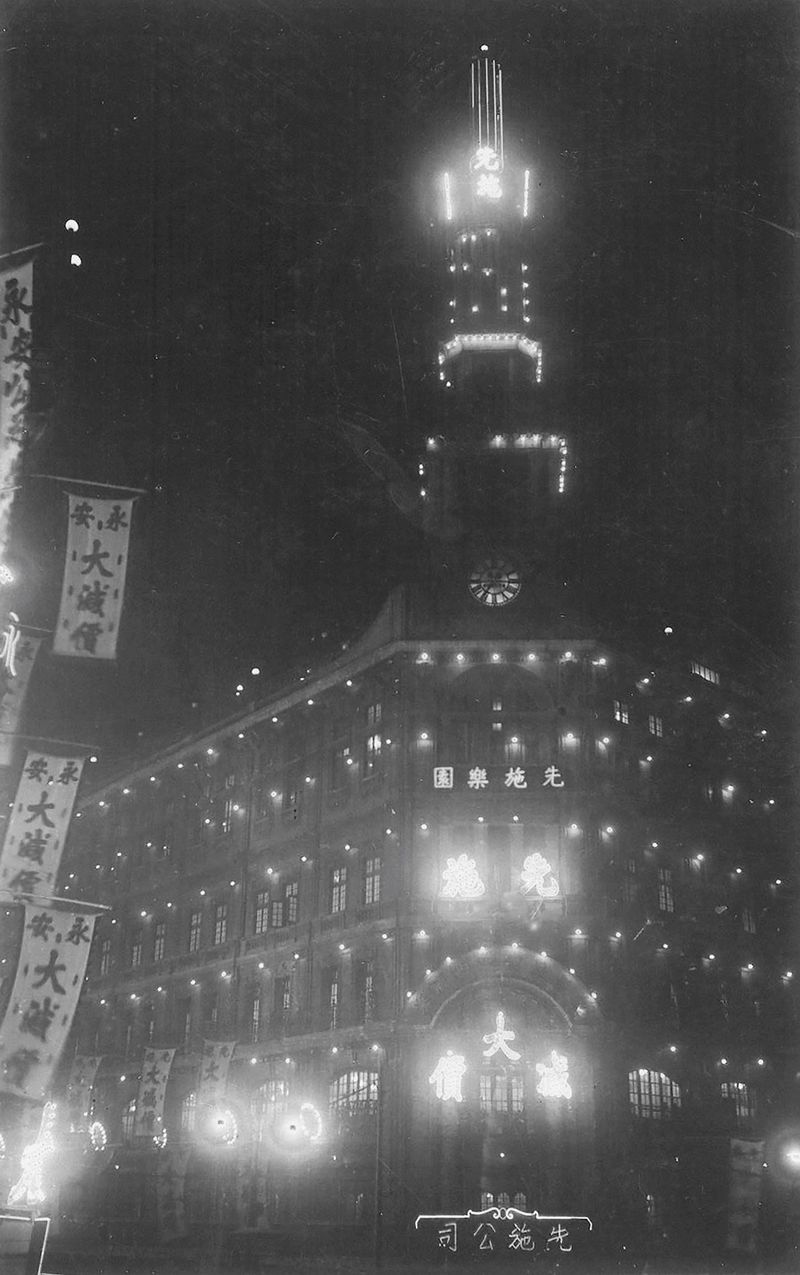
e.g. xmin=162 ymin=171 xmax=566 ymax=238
xmin=1 ymin=0 xmax=797 ymax=767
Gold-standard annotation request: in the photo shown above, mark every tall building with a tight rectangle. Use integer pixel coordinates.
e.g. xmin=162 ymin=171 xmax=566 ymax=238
xmin=54 ymin=49 xmax=794 ymax=1265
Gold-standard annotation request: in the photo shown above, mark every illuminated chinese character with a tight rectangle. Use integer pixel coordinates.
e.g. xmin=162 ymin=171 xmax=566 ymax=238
xmin=482 ymin=1011 xmax=521 ymax=1061
xmin=520 ymin=852 xmax=560 ymax=899
xmin=547 ymin=1223 xmax=572 ymax=1252
xmin=542 ymin=764 xmax=564 ymax=788
xmin=0 ymin=611 xmax=21 ymax=676
xmin=504 ymin=766 xmax=527 ymax=789
xmin=437 ymin=1222 xmax=458 ymax=1252
xmin=536 ymin=1050 xmax=572 ymax=1100
xmin=476 ymin=173 xmax=503 ymax=200
xmin=441 ymin=854 xmax=486 ymax=900
xmin=429 ymin=1052 xmax=466 ymax=1102
xmin=508 ymin=1223 xmax=535 ymax=1251
xmin=471 ymin=145 xmax=501 ymax=172
xmin=433 ymin=766 xmax=454 ymax=789
xmin=467 ymin=766 xmax=489 ymax=790
xmin=473 ymin=1221 xmax=496 ymax=1251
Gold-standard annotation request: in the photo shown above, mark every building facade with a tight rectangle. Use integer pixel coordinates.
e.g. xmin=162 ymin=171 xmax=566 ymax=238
xmin=54 ymin=50 xmax=795 ymax=1265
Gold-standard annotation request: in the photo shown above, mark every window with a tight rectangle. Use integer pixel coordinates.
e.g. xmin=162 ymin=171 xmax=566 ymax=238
xmin=366 ymin=702 xmax=382 ymax=728
xmin=691 ymin=660 xmax=720 ymax=685
xmin=271 ymin=898 xmax=284 ymax=928
xmin=122 ymin=1097 xmax=136 ymax=1142
xmin=742 ymin=907 xmax=756 ymax=935
xmin=614 ymin=699 xmax=630 ymax=724
xmin=492 ymin=698 xmax=503 ymax=713
xmin=657 ymin=867 xmax=674 ymax=914
xmin=180 ymin=1091 xmax=197 ymax=1134
xmin=721 ymin=1082 xmax=755 ymax=1122
xmin=188 ymin=910 xmax=202 ymax=953
xmin=285 ymin=880 xmax=298 ymax=925
xmin=143 ymin=1005 xmax=155 ymax=1044
xmin=254 ymin=889 xmax=270 ymax=934
xmin=250 ymin=993 xmax=261 ymax=1043
xmin=628 ymin=1069 xmax=681 ymax=1119
xmin=99 ymin=937 xmax=112 ymax=976
xmin=221 ymin=797 xmax=234 ymax=834
xmin=622 ymin=857 xmax=638 ymax=905
xmin=329 ymin=1070 xmax=378 ymax=1114
xmin=130 ymin=928 xmax=143 ymax=969
xmin=153 ymin=921 xmax=166 ymax=963
xmin=331 ymin=866 xmax=347 ymax=913
xmin=364 ymin=733 xmax=382 ymax=773
xmin=331 ymin=744 xmax=353 ymax=789
xmin=479 ymin=1072 xmax=524 ymax=1113
xmin=364 ymin=855 xmax=381 ymax=905
xmin=252 ymin=1080 xmax=289 ymax=1142
xmin=648 ymin=714 xmax=663 ymax=738
xmin=274 ymin=975 xmax=292 ymax=1014
xmin=504 ymin=733 xmax=526 ymax=763
xmin=213 ymin=903 xmax=228 ymax=945
xmin=179 ymin=999 xmax=192 ymax=1045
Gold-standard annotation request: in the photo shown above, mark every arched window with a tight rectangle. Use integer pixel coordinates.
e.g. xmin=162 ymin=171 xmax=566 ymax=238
xmin=329 ymin=1070 xmax=378 ymax=1114
xmin=121 ymin=1097 xmax=136 ymax=1142
xmin=628 ymin=1069 xmax=681 ymax=1120
xmin=479 ymin=1070 xmax=524 ymax=1113
xmin=180 ymin=1091 xmax=197 ymax=1134
xmin=721 ymin=1081 xmax=755 ymax=1122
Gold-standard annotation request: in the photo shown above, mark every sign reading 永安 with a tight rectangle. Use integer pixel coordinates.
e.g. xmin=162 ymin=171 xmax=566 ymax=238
xmin=0 ymin=750 xmax=85 ymax=896
xmin=54 ymin=495 xmax=134 ymax=659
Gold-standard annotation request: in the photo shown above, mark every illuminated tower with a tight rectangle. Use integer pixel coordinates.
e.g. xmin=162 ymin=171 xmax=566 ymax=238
xmin=423 ymin=45 xmax=567 ymax=599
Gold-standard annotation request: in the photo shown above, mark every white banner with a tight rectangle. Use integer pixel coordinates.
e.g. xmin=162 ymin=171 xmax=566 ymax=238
xmin=0 ymin=902 xmax=97 ymax=1100
xmin=65 ymin=1053 xmax=103 ymax=1128
xmin=0 ymin=259 xmax=33 ymax=549
xmin=134 ymin=1047 xmax=176 ymax=1139
xmin=0 ymin=750 xmax=85 ymax=897
xmin=198 ymin=1039 xmax=237 ymax=1107
xmin=0 ymin=625 xmax=42 ymax=767
xmin=53 ymin=495 xmax=134 ymax=660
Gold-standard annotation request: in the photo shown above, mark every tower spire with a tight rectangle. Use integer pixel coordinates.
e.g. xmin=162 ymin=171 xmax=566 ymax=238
xmin=470 ymin=45 xmax=504 ymax=168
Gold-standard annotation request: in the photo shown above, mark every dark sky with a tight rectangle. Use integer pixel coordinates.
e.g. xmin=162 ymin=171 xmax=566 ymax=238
xmin=1 ymin=0 xmax=797 ymax=764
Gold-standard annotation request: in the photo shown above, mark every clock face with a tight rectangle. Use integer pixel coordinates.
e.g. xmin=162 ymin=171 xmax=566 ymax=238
xmin=469 ymin=558 xmax=521 ymax=607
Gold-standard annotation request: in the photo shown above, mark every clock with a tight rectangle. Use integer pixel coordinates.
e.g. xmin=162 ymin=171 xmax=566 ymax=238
xmin=469 ymin=558 xmax=521 ymax=607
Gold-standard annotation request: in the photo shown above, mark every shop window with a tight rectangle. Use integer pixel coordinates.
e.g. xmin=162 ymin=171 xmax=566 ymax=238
xmin=329 ymin=1070 xmax=378 ymax=1114
xmin=721 ymin=1081 xmax=755 ymax=1122
xmin=628 ymin=1069 xmax=681 ymax=1119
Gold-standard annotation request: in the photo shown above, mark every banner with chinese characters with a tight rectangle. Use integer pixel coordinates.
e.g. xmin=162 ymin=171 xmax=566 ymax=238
xmin=0 ymin=625 xmax=42 ymax=767
xmin=415 ymin=1206 xmax=592 ymax=1259
xmin=0 ymin=750 xmax=85 ymax=897
xmin=53 ymin=495 xmax=134 ymax=660
xmin=0 ymin=902 xmax=97 ymax=1100
xmin=156 ymin=1145 xmax=191 ymax=1240
xmin=133 ymin=1047 xmax=176 ymax=1139
xmin=726 ymin=1138 xmax=763 ymax=1254
xmin=0 ymin=258 xmax=34 ymax=550
xmin=198 ymin=1039 xmax=237 ymax=1106
xmin=65 ymin=1053 xmax=103 ymax=1129
xmin=432 ymin=764 xmax=566 ymax=793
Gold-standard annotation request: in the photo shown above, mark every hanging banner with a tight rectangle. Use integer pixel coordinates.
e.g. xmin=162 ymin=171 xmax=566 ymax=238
xmin=0 ymin=258 xmax=34 ymax=551
xmin=156 ymin=1145 xmax=191 ymax=1240
xmin=726 ymin=1137 xmax=763 ymax=1254
xmin=133 ymin=1047 xmax=176 ymax=1139
xmin=0 ymin=750 xmax=85 ymax=897
xmin=53 ymin=495 xmax=134 ymax=660
xmin=0 ymin=902 xmax=97 ymax=1100
xmin=0 ymin=624 xmax=42 ymax=767
xmin=65 ymin=1053 xmax=103 ymax=1129
xmin=198 ymin=1039 xmax=237 ymax=1107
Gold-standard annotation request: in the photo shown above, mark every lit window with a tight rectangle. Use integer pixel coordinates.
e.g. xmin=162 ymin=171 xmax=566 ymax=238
xmin=331 ymin=866 xmax=347 ymax=914
xmin=742 ymin=907 xmax=756 ymax=935
xmin=130 ymin=928 xmax=143 ymax=969
xmin=613 ymin=699 xmax=630 ymax=724
xmin=721 ymin=1081 xmax=755 ymax=1122
xmin=153 ymin=921 xmax=166 ymax=963
xmin=357 ymin=959 xmax=375 ymax=1022
xmin=221 ymin=797 xmax=234 ymax=834
xmin=329 ymin=1070 xmax=378 ymax=1114
xmin=492 ymin=698 xmax=503 ymax=713
xmin=99 ymin=936 xmax=112 ymax=976
xmin=274 ymin=975 xmax=292 ymax=1014
xmin=648 ymin=714 xmax=663 ymax=738
xmin=122 ymin=1097 xmax=137 ymax=1142
xmin=254 ymin=889 xmax=270 ymax=935
xmin=285 ymin=880 xmax=298 ymax=925
xmin=657 ymin=867 xmax=674 ymax=914
xmin=364 ymin=855 xmax=381 ymax=905
xmin=628 ymin=1069 xmax=681 ymax=1119
xmin=327 ymin=969 xmax=340 ymax=1029
xmin=366 ymin=702 xmax=382 ymax=728
xmin=180 ymin=1091 xmax=197 ymax=1134
xmin=213 ymin=903 xmax=228 ymax=946
xmin=270 ymin=898 xmax=284 ymax=928
xmin=331 ymin=744 xmax=352 ymax=788
xmin=188 ymin=909 xmax=202 ymax=953
xmin=364 ymin=733 xmax=382 ymax=772
xmin=250 ymin=994 xmax=261 ymax=1043
xmin=691 ymin=660 xmax=720 ymax=685
xmin=479 ymin=1072 xmax=524 ymax=1113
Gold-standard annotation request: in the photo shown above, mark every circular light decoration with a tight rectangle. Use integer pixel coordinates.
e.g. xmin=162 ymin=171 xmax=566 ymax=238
xmin=468 ymin=558 xmax=521 ymax=608
xmin=88 ymin=1121 xmax=107 ymax=1152
xmin=200 ymin=1103 xmax=239 ymax=1146
xmin=153 ymin=1128 xmax=168 ymax=1150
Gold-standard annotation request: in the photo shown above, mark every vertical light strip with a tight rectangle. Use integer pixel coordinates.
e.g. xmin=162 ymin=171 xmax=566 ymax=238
xmin=523 ymin=169 xmax=531 ymax=218
xmin=443 ymin=172 xmax=453 ymax=222
xmin=498 ymin=66 xmax=504 ymax=166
